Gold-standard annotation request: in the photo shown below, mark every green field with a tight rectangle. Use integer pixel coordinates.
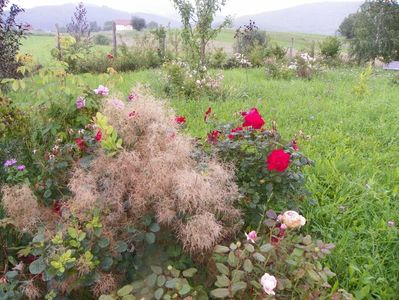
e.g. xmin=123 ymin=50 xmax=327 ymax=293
xmin=10 ymin=29 xmax=399 ymax=299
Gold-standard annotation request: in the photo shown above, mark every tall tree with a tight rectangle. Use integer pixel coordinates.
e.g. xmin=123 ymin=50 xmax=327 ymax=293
xmin=131 ymin=17 xmax=146 ymax=31
xmin=339 ymin=0 xmax=399 ymax=62
xmin=172 ymin=0 xmax=231 ymax=67
xmin=67 ymin=2 xmax=90 ymax=44
xmin=0 ymin=0 xmax=26 ymax=80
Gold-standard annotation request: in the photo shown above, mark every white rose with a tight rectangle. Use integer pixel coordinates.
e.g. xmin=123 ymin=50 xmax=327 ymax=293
xmin=260 ymin=273 xmax=277 ymax=295
xmin=278 ymin=211 xmax=306 ymax=229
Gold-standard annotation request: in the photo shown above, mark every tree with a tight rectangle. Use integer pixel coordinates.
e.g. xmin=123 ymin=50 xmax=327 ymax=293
xmin=172 ymin=0 xmax=232 ymax=67
xmin=147 ymin=21 xmax=159 ymax=29
xmin=0 ymin=0 xmax=27 ymax=80
xmin=103 ymin=21 xmax=113 ymax=31
xmin=338 ymin=13 xmax=357 ymax=39
xmin=67 ymin=2 xmax=90 ymax=44
xmin=319 ymin=36 xmax=341 ymax=58
xmin=131 ymin=17 xmax=146 ymax=31
xmin=234 ymin=20 xmax=268 ymax=55
xmin=339 ymin=0 xmax=399 ymax=62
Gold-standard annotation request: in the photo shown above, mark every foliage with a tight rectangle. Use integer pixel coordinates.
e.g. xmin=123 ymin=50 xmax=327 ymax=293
xmin=340 ymin=0 xmax=399 ymax=62
xmin=93 ymin=112 xmax=123 ymax=156
xmin=207 ymin=110 xmax=312 ymax=226
xmin=67 ymin=2 xmax=91 ymax=44
xmin=172 ymin=0 xmax=232 ymax=67
xmin=131 ymin=17 xmax=146 ymax=31
xmin=338 ymin=13 xmax=356 ymax=39
xmin=210 ymin=214 xmax=352 ymax=299
xmin=94 ymin=34 xmax=111 ymax=46
xmin=288 ymin=53 xmax=318 ymax=80
xmin=264 ymin=58 xmax=295 ymax=80
xmin=0 ymin=0 xmax=27 ymax=81
xmin=209 ymin=47 xmax=228 ymax=69
xmin=319 ymin=36 xmax=341 ymax=59
xmin=353 ymin=64 xmax=373 ymax=97
xmin=162 ymin=60 xmax=226 ymax=99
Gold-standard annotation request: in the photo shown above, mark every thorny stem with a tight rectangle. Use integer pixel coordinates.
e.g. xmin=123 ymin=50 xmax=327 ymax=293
xmin=257 ymin=193 xmax=273 ymax=233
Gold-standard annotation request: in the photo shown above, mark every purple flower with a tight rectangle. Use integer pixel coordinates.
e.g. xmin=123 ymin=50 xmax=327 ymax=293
xmin=4 ymin=159 xmax=17 ymax=167
xmin=94 ymin=85 xmax=109 ymax=96
xmin=76 ymin=97 xmax=86 ymax=109
xmin=17 ymin=165 xmax=26 ymax=171
xmin=110 ymin=98 xmax=125 ymax=110
xmin=388 ymin=221 xmax=395 ymax=227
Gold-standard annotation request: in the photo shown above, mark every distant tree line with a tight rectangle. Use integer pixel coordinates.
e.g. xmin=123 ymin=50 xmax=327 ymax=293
xmin=339 ymin=0 xmax=399 ymax=63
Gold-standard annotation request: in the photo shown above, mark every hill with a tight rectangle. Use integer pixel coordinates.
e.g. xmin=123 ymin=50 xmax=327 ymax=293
xmin=16 ymin=3 xmax=179 ymax=32
xmin=234 ymin=2 xmax=362 ymax=35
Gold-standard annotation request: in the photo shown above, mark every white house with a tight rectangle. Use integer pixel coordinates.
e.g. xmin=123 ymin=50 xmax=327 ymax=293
xmin=114 ymin=20 xmax=133 ymax=31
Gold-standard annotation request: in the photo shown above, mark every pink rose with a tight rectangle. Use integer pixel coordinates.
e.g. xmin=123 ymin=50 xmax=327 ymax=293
xmin=245 ymin=230 xmax=257 ymax=243
xmin=260 ymin=273 xmax=277 ymax=295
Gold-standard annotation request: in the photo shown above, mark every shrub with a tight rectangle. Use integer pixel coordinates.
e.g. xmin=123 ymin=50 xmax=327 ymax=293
xmin=319 ymin=36 xmax=341 ymax=59
xmin=353 ymin=64 xmax=373 ymax=97
xmin=94 ymin=34 xmax=111 ymax=46
xmin=162 ymin=60 xmax=226 ymax=99
xmin=209 ymin=47 xmax=228 ymax=69
xmin=265 ymin=58 xmax=295 ymax=80
xmin=288 ymin=53 xmax=318 ymax=80
xmin=234 ymin=20 xmax=268 ymax=55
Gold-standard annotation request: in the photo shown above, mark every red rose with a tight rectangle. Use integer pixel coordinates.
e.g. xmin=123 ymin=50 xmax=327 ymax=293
xmin=175 ymin=116 xmax=186 ymax=125
xmin=53 ymin=200 xmax=63 ymax=216
xmin=75 ymin=138 xmax=87 ymax=151
xmin=242 ymin=108 xmax=265 ymax=129
xmin=95 ymin=130 xmax=102 ymax=142
xmin=107 ymin=53 xmax=114 ymax=59
xmin=228 ymin=127 xmax=243 ymax=139
xmin=204 ymin=107 xmax=212 ymax=122
xmin=207 ymin=130 xmax=221 ymax=144
xmin=267 ymin=149 xmax=291 ymax=172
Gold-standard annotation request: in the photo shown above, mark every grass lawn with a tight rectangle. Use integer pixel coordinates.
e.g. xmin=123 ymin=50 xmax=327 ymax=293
xmin=8 ymin=64 xmax=399 ymax=299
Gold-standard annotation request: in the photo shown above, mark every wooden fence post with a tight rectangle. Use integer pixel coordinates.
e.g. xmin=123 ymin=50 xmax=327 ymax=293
xmin=55 ymin=23 xmax=62 ymax=60
xmin=289 ymin=37 xmax=294 ymax=59
xmin=112 ymin=21 xmax=117 ymax=57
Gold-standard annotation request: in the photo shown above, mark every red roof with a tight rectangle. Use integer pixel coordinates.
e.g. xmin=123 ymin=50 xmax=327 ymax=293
xmin=114 ymin=20 xmax=131 ymax=26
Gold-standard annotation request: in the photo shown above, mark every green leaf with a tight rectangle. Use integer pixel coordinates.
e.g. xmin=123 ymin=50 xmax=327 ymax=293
xmin=252 ymin=253 xmax=266 ymax=262
xmin=117 ymin=285 xmax=133 ymax=296
xmin=216 ymin=275 xmax=230 ymax=287
xmin=122 ymin=295 xmax=136 ymax=300
xmin=151 ymin=265 xmax=163 ymax=275
xmin=157 ymin=275 xmax=166 ymax=287
xmin=145 ymin=232 xmax=156 ymax=244
xmin=178 ymin=284 xmax=191 ymax=296
xmin=182 ymin=268 xmax=197 ymax=278
xmin=244 ymin=244 xmax=255 ymax=253
xmin=5 ymin=271 xmax=18 ymax=279
xmin=29 ymin=257 xmax=46 ymax=275
xmin=216 ymin=263 xmax=229 ymax=276
xmin=243 ymin=259 xmax=253 ymax=273
xmin=231 ymin=270 xmax=244 ymax=283
xmin=231 ymin=282 xmax=247 ymax=295
xmin=99 ymin=296 xmax=114 ymax=300
xmin=228 ymin=251 xmax=239 ymax=267
xmin=165 ymin=278 xmax=180 ymax=289
xmin=210 ymin=288 xmax=230 ymax=298
xmin=259 ymin=244 xmax=273 ymax=253
xmin=100 ymin=257 xmax=113 ymax=271
xmin=98 ymin=237 xmax=110 ymax=248
xmin=145 ymin=273 xmax=157 ymax=287
xmin=149 ymin=223 xmax=161 ymax=233
xmin=214 ymin=245 xmax=230 ymax=253
xmin=154 ymin=288 xmax=164 ymax=300
xmin=116 ymin=241 xmax=128 ymax=253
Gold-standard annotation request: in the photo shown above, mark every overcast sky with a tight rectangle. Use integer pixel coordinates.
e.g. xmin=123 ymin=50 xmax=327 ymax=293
xmin=13 ymin=0 xmax=357 ymax=17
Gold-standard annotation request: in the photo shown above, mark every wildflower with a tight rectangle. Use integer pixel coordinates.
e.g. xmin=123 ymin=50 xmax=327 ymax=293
xmin=267 ymin=149 xmax=291 ymax=172
xmin=245 ymin=230 xmax=257 ymax=243
xmin=128 ymin=111 xmax=137 ymax=119
xmin=260 ymin=273 xmax=277 ymax=295
xmin=52 ymin=145 xmax=60 ymax=152
xmin=75 ymin=138 xmax=87 ymax=151
xmin=78 ymin=129 xmax=85 ymax=135
xmin=228 ymin=127 xmax=243 ymax=139
xmin=111 ymin=98 xmax=125 ymax=109
xmin=107 ymin=53 xmax=114 ymax=59
xmin=75 ymin=96 xmax=86 ymax=109
xmin=207 ymin=130 xmax=221 ymax=144
xmin=242 ymin=108 xmax=265 ymax=130
xmin=204 ymin=107 xmax=212 ymax=122
xmin=17 ymin=165 xmax=26 ymax=171
xmin=94 ymin=85 xmax=109 ymax=96
xmin=53 ymin=201 xmax=63 ymax=216
xmin=128 ymin=92 xmax=139 ymax=101
xmin=388 ymin=221 xmax=395 ymax=227
xmin=95 ymin=130 xmax=102 ymax=142
xmin=49 ymin=154 xmax=55 ymax=160
xmin=175 ymin=116 xmax=186 ymax=125
xmin=277 ymin=211 xmax=306 ymax=229
xmin=4 ymin=159 xmax=17 ymax=167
